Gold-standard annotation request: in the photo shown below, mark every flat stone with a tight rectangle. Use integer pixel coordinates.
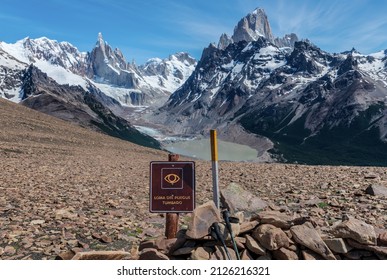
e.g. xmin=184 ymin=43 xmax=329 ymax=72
xmin=72 ymin=251 xmax=130 ymax=260
xmin=290 ymin=223 xmax=336 ymax=260
xmin=185 ymin=201 xmax=221 ymax=239
xmin=323 ymin=238 xmax=353 ymax=254
xmin=191 ymin=246 xmax=212 ymax=260
xmin=332 ymin=217 xmax=377 ymax=245
xmin=365 ymin=184 xmax=387 ymax=197
xmin=245 ymin=235 xmax=266 ymax=256
xmin=30 ymin=219 xmax=45 ymax=225
xmin=172 ymin=246 xmax=195 ymax=256
xmin=346 ymin=239 xmax=387 ymax=257
xmin=220 ymin=183 xmax=268 ymax=217
xmin=272 ymin=247 xmax=298 ymax=260
xmin=256 ymin=211 xmax=301 ymax=229
xmin=239 ymin=220 xmax=259 ymax=234
xmin=343 ymin=249 xmax=374 ymax=260
xmin=252 ymin=224 xmax=289 ymax=251
xmin=138 ymin=248 xmax=169 ymax=260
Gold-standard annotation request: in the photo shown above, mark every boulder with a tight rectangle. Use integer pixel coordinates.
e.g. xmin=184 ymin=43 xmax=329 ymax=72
xmin=323 ymin=238 xmax=353 ymax=254
xmin=365 ymin=184 xmax=387 ymax=197
xmin=332 ymin=217 xmax=377 ymax=245
xmin=290 ymin=223 xmax=336 ymax=260
xmin=252 ymin=224 xmax=290 ymax=251
xmin=185 ymin=201 xmax=221 ymax=239
xmin=220 ymin=183 xmax=268 ymax=217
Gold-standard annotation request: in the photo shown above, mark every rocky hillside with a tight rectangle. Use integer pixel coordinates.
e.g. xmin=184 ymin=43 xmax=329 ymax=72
xmin=1 ymin=97 xmax=386 ymax=260
xmin=156 ymin=8 xmax=387 ymax=166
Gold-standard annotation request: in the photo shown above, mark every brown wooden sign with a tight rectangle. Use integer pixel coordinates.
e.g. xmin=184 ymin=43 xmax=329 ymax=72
xmin=150 ymin=161 xmax=195 ymax=213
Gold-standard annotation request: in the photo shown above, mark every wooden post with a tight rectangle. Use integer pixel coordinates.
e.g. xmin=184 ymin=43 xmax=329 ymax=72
xmin=165 ymin=154 xmax=180 ymax=239
xmin=210 ymin=130 xmax=220 ymax=208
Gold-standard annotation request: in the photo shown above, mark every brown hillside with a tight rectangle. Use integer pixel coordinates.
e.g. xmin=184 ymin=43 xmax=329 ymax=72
xmin=0 ymin=98 xmax=386 ymax=259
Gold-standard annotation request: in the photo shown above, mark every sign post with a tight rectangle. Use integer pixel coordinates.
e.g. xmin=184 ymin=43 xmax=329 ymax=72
xmin=166 ymin=154 xmax=179 ymax=239
xmin=210 ymin=129 xmax=220 ymax=208
xmin=150 ymin=154 xmax=195 ymax=239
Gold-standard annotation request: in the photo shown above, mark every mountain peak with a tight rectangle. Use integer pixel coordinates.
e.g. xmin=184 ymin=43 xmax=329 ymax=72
xmin=232 ymin=7 xmax=274 ymax=44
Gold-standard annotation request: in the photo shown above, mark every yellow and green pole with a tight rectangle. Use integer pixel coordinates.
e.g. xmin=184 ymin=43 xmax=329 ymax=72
xmin=210 ymin=129 xmax=220 ymax=208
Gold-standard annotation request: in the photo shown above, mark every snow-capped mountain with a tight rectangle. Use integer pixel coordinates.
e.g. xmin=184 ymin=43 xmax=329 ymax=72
xmin=0 ymin=34 xmax=195 ymax=149
xmin=0 ymin=33 xmax=196 ymax=106
xmin=156 ymin=8 xmax=387 ymax=166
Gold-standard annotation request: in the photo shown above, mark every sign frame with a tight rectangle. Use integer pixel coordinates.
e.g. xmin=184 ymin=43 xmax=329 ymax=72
xmin=149 ymin=161 xmax=195 ymax=213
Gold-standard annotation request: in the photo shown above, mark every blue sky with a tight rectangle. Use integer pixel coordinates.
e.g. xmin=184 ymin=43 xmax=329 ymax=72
xmin=1 ymin=0 xmax=387 ymax=64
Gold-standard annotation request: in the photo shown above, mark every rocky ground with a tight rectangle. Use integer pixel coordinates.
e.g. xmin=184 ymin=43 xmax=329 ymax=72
xmin=0 ymin=98 xmax=386 ymax=260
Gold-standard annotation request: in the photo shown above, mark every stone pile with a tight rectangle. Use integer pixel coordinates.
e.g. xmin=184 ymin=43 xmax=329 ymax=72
xmin=136 ymin=201 xmax=387 ymax=260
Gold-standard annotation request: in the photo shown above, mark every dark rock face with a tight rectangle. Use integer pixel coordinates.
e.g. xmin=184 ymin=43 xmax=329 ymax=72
xmin=19 ymin=65 xmax=160 ymax=149
xmin=232 ymin=8 xmax=275 ymax=44
xmin=86 ymin=33 xmax=138 ymax=88
xmin=157 ymin=30 xmax=387 ymax=165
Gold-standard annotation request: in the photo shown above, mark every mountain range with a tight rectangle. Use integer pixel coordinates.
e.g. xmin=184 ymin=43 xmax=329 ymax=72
xmin=1 ymin=8 xmax=387 ymax=166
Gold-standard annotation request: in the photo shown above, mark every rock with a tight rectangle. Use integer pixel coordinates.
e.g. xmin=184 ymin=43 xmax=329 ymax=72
xmin=240 ymin=249 xmax=254 ymax=260
xmin=364 ymin=173 xmax=379 ymax=180
xmin=138 ymin=248 xmax=169 ymax=260
xmin=301 ymin=249 xmax=324 ymax=260
xmin=139 ymin=237 xmax=179 ymax=255
xmin=172 ymin=246 xmax=195 ymax=256
xmin=290 ymin=223 xmax=336 ymax=260
xmin=4 ymin=246 xmax=16 ymax=255
xmin=211 ymin=245 xmax=237 ymax=260
xmin=365 ymin=184 xmax=387 ymax=197
xmin=220 ymin=183 xmax=268 ymax=217
xmin=30 ymin=219 xmax=45 ymax=225
xmin=239 ymin=220 xmax=259 ymax=234
xmin=185 ymin=201 xmax=221 ymax=239
xmin=191 ymin=247 xmax=212 ymax=260
xmin=245 ymin=235 xmax=266 ymax=255
xmin=55 ymin=250 xmax=76 ymax=260
xmin=256 ymin=211 xmax=302 ymax=229
xmin=323 ymin=238 xmax=353 ymax=254
xmin=378 ymin=231 xmax=387 ymax=246
xmin=332 ymin=217 xmax=377 ymax=245
xmin=252 ymin=224 xmax=289 ymax=251
xmin=346 ymin=239 xmax=387 ymax=257
xmin=100 ymin=235 xmax=113 ymax=243
xmin=343 ymin=250 xmax=374 ymax=260
xmin=55 ymin=209 xmax=77 ymax=220
xmin=272 ymin=247 xmax=299 ymax=260
xmin=72 ymin=251 xmax=131 ymax=260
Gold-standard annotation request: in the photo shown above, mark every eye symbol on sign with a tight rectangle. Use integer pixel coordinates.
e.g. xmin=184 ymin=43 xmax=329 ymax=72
xmin=164 ymin=174 xmax=180 ymax=185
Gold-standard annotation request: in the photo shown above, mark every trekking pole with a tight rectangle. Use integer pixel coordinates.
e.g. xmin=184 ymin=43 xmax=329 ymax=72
xmin=223 ymin=210 xmax=241 ymax=260
xmin=210 ymin=222 xmax=232 ymax=260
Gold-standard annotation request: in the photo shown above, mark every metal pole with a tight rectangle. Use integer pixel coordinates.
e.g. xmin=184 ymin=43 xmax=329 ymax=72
xmin=165 ymin=154 xmax=179 ymax=239
xmin=210 ymin=130 xmax=220 ymax=209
